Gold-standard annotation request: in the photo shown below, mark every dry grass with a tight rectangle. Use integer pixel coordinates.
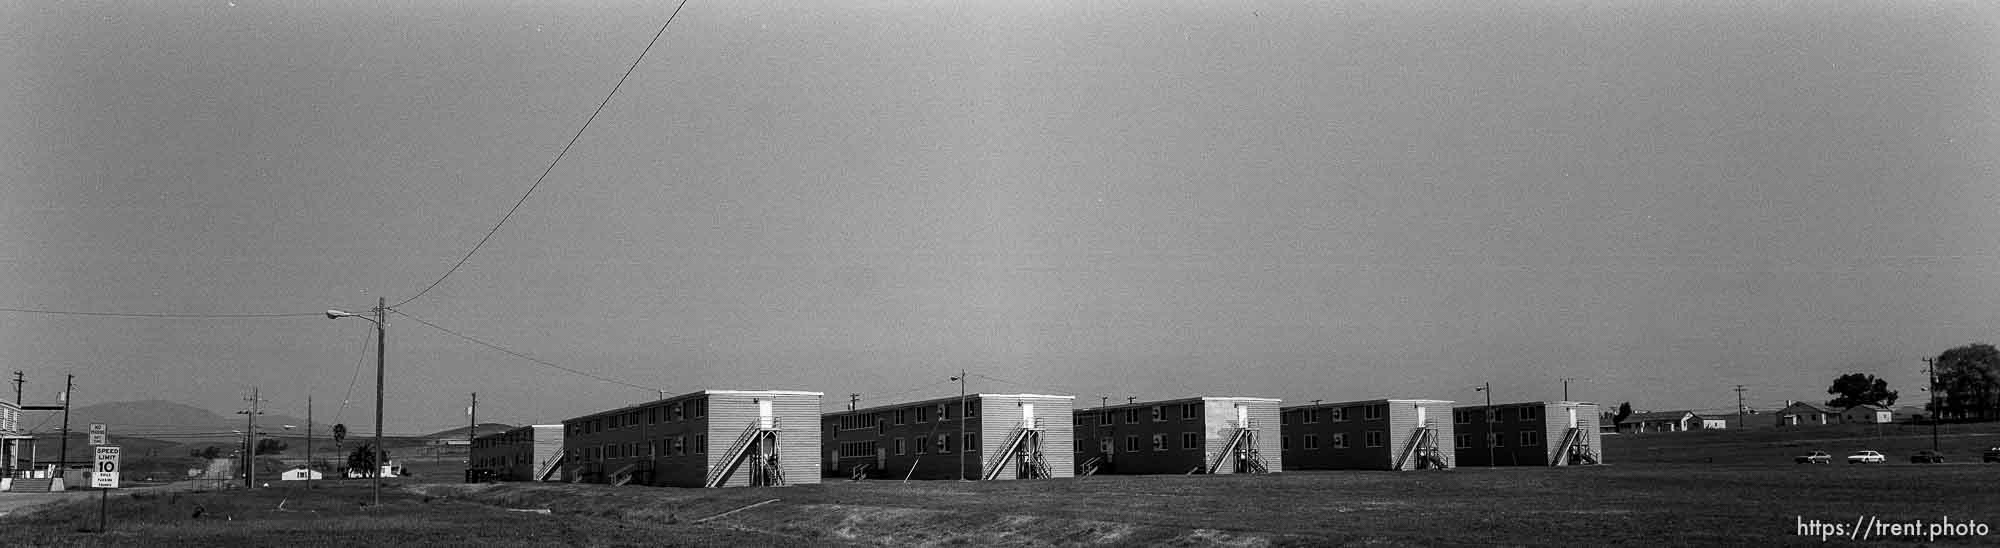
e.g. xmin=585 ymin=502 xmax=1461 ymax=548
xmin=6 ymin=425 xmax=1999 ymax=546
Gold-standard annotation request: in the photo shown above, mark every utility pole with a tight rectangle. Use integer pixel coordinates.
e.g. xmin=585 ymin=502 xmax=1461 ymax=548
xmin=1127 ymin=396 xmax=1135 ymax=405
xmin=307 ymin=395 xmax=314 ymax=490
xmin=1100 ymin=396 xmax=1107 ymax=409
xmin=849 ymin=394 xmax=859 ymax=412
xmin=1728 ymin=386 xmax=1744 ymax=428
xmin=1925 ymin=357 xmax=1939 ymax=452
xmin=373 ymin=297 xmax=386 ymax=506
xmin=468 ymin=392 xmax=477 ymax=464
xmin=11 ymin=371 xmax=21 ymax=406
xmin=239 ymin=387 xmax=264 ymax=488
xmin=57 ymin=374 xmax=72 ymax=476
xmin=1560 ymin=377 xmax=1576 ymax=401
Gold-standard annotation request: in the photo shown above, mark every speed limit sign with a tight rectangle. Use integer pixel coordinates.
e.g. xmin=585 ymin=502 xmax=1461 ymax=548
xmin=91 ymin=446 xmax=120 ymax=488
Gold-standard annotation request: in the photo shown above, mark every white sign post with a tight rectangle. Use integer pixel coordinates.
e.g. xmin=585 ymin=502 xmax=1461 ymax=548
xmin=88 ymin=433 xmax=107 ymax=446
xmin=92 ymin=446 xmax=120 ymax=488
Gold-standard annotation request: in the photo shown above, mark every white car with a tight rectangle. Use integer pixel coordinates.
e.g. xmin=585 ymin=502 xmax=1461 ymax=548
xmin=1847 ymin=450 xmax=1885 ymax=464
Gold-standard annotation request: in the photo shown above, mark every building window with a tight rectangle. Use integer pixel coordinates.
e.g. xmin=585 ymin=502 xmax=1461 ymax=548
xmin=894 ymin=437 xmax=906 ymax=456
xmin=1280 ymin=411 xmax=1292 ymax=426
xmin=1455 ymin=434 xmax=1472 ymax=449
xmin=1281 ymin=436 xmax=1290 ymax=450
xmin=1520 ymin=431 xmax=1541 ymax=446
xmin=1488 ymin=433 xmax=1504 ymax=448
xmin=1364 ymin=405 xmax=1385 ymax=421
xmin=941 ymin=403 xmax=954 ymax=422
xmin=1520 ymin=406 xmax=1541 ymax=421
xmin=1454 ymin=410 xmax=1471 ymax=424
xmin=1099 ymin=411 xmax=1112 ymax=425
xmin=964 ymin=433 xmax=978 ymax=452
xmin=1125 ymin=435 xmax=1140 ymax=452
xmin=936 ymin=434 xmax=951 ymax=454
xmin=1124 ymin=408 xmax=1140 ymax=424
xmin=1074 ymin=414 xmax=1086 ymax=426
xmin=915 ymin=437 xmax=928 ymax=455
xmin=692 ymin=398 xmax=707 ymax=418
xmin=1365 ymin=430 xmax=1384 ymax=447
xmin=1303 ymin=409 xmax=1319 ymax=424
xmin=894 ymin=409 xmax=907 ymax=426
xmin=965 ymin=400 xmax=978 ymax=417
xmin=1330 ymin=407 xmax=1348 ymax=422
xmin=1151 ymin=434 xmax=1167 ymax=451
xmin=694 ymin=434 xmax=707 ymax=454
xmin=672 ymin=436 xmax=686 ymax=456
xmin=917 ymin=406 xmax=931 ymax=423
xmin=1181 ymin=402 xmax=1199 ymax=419
xmin=1303 ymin=434 xmax=1320 ymax=450
xmin=671 ymin=403 xmax=684 ymax=421
xmin=1152 ymin=406 xmax=1166 ymax=422
xmin=648 ymin=408 xmax=658 ymax=424
xmin=1074 ymin=439 xmax=1085 ymax=453
xmin=1181 ymin=432 xmax=1199 ymax=449
xmin=1330 ymin=433 xmax=1348 ymax=449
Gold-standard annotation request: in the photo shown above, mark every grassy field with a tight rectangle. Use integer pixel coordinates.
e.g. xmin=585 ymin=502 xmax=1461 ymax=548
xmin=3 ymin=425 xmax=1997 ymax=546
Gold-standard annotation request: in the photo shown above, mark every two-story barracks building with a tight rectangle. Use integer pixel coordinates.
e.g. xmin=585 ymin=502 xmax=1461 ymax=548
xmin=1279 ymin=398 xmax=1455 ymax=471
xmin=822 ymin=393 xmax=1074 ymax=481
xmin=1070 ymin=396 xmax=1281 ymax=475
xmin=1451 ymin=401 xmax=1602 ymax=467
xmin=561 ymin=389 xmax=823 ymax=487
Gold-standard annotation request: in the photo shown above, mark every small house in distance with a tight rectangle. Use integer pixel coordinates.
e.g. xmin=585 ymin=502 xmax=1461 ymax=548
xmin=1840 ymin=404 xmax=1892 ymax=424
xmin=1774 ymin=401 xmax=1836 ymax=427
xmin=1280 ymin=399 xmax=1455 ymax=471
xmin=1071 ymin=396 xmax=1281 ymax=476
xmin=822 ymin=393 xmax=1075 ymax=481
xmin=469 ymin=424 xmax=564 ymax=482
xmin=1617 ymin=410 xmax=1702 ymax=433
xmin=562 ymin=390 xmax=823 ymax=488
xmin=1452 ymin=401 xmax=1602 ymax=467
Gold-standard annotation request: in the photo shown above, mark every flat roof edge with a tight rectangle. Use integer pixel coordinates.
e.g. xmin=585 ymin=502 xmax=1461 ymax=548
xmin=704 ymin=390 xmax=826 ymax=396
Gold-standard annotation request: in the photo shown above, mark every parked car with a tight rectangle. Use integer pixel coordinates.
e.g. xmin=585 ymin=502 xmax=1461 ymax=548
xmin=1984 ymin=447 xmax=2000 ymax=463
xmin=1795 ymin=451 xmax=1831 ymax=464
xmin=1848 ymin=450 xmax=1886 ymax=464
xmin=1909 ymin=450 xmax=1945 ymax=464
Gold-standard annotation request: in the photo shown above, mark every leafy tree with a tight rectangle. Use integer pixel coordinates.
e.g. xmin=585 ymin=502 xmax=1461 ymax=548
xmin=1826 ymin=373 xmax=1898 ymax=409
xmin=190 ymin=446 xmax=223 ymax=460
xmin=254 ymin=438 xmax=288 ymax=455
xmin=1614 ymin=402 xmax=1633 ymax=424
xmin=1933 ymin=344 xmax=2000 ymax=420
xmin=348 ymin=444 xmax=389 ymax=477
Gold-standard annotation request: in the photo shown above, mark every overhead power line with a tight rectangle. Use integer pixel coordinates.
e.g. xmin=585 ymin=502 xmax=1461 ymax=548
xmin=0 ymin=307 xmax=322 ymax=319
xmin=390 ymin=310 xmax=660 ymax=393
xmin=393 ymin=0 xmax=696 ymax=309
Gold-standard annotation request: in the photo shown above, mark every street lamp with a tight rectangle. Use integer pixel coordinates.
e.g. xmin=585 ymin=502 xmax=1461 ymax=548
xmin=949 ymin=370 xmax=966 ymax=481
xmin=1474 ymin=383 xmax=1492 ymax=468
xmin=327 ymin=298 xmax=386 ymax=507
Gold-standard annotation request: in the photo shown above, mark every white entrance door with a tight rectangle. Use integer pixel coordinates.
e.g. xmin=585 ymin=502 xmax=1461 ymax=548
xmin=1235 ymin=404 xmax=1248 ymax=427
xmin=1416 ymin=405 xmax=1428 ymax=427
xmin=1022 ymin=403 xmax=1034 ymax=425
xmin=758 ymin=399 xmax=774 ymax=429
xmin=1567 ymin=408 xmax=1577 ymax=429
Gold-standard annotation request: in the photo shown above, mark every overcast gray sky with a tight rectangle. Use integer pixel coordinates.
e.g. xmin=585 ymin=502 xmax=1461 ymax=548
xmin=3 ymin=1 xmax=1996 ymax=435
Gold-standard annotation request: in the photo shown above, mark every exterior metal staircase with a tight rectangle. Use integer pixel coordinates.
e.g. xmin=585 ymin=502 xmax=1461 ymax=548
xmin=608 ymin=462 xmax=639 ymax=486
xmin=1395 ymin=427 xmax=1448 ymax=470
xmin=705 ymin=418 xmax=784 ymax=488
xmin=1552 ymin=427 xmax=1599 ymax=466
xmin=1077 ymin=455 xmax=1102 ymax=477
xmin=9 ymin=477 xmax=53 ymax=493
xmin=982 ymin=419 xmax=1050 ymax=480
xmin=1206 ymin=421 xmax=1268 ymax=474
xmin=535 ymin=453 xmax=563 ymax=482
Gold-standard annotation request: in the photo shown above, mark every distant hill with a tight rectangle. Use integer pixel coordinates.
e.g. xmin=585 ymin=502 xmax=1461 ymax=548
xmin=29 ymin=400 xmax=309 ymax=441
xmin=423 ymin=423 xmax=517 ymax=441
